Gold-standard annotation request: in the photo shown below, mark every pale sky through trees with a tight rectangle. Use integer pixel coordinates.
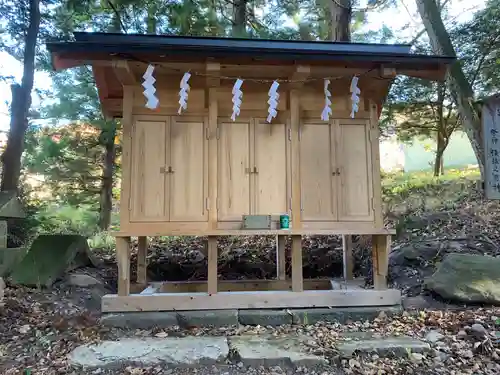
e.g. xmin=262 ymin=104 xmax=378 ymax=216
xmin=0 ymin=0 xmax=487 ymax=131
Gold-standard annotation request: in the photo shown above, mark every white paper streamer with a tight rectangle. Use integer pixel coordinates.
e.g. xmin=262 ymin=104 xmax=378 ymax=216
xmin=350 ymin=76 xmax=360 ymax=119
xmin=231 ymin=79 xmax=244 ymax=121
xmin=178 ymin=72 xmax=192 ymax=115
xmin=267 ymin=81 xmax=280 ymax=123
xmin=321 ymin=79 xmax=332 ymax=121
xmin=142 ymin=64 xmax=159 ymax=110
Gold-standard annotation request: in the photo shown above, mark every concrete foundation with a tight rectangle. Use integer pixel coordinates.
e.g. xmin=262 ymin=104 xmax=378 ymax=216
xmin=101 ymin=305 xmax=402 ymax=329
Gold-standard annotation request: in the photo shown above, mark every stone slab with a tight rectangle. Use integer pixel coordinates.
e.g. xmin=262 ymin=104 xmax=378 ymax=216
xmin=337 ymin=333 xmax=430 ymax=358
xmin=290 ymin=306 xmax=402 ymax=325
xmin=100 ymin=310 xmax=238 ymax=329
xmin=69 ymin=337 xmax=229 ymax=368
xmin=238 ymin=309 xmax=293 ymax=326
xmin=229 ymin=334 xmax=327 ymax=367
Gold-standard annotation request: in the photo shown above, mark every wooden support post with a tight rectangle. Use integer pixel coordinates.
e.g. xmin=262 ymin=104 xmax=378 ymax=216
xmin=276 ymin=235 xmax=286 ymax=280
xmin=137 ymin=236 xmax=148 ymax=285
xmin=116 ymin=236 xmax=131 ymax=296
xmin=207 ymin=236 xmax=218 ymax=294
xmin=372 ymin=234 xmax=390 ymax=290
xmin=342 ymin=235 xmax=354 ymax=280
xmin=291 ymin=235 xmax=303 ymax=292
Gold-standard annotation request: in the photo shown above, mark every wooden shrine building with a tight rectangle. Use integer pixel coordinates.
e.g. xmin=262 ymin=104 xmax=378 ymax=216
xmin=47 ymin=33 xmax=453 ymax=313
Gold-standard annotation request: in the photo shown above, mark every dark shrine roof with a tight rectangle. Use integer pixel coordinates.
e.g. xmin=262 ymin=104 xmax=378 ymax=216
xmin=46 ymin=32 xmax=455 ymax=70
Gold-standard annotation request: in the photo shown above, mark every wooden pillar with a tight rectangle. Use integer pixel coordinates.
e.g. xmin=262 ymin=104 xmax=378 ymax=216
xmin=207 ymin=236 xmax=218 ymax=294
xmin=116 ymin=236 xmax=131 ymax=296
xmin=372 ymin=234 xmax=390 ymax=290
xmin=118 ymin=86 xmax=134 ymax=232
xmin=291 ymin=235 xmax=303 ymax=292
xmin=207 ymin=63 xmax=220 ymax=231
xmin=137 ymin=236 xmax=148 ymax=285
xmin=342 ymin=235 xmax=354 ymax=280
xmin=276 ymin=235 xmax=286 ymax=280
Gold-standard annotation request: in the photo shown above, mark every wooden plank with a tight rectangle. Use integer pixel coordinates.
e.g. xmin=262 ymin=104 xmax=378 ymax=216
xmin=372 ymin=234 xmax=390 ymax=290
xmin=369 ymin=100 xmax=384 ymax=227
xmin=482 ymin=97 xmax=500 ymax=199
xmin=289 ymin=90 xmax=302 ymax=228
xmin=207 ymin=236 xmax=218 ymax=294
xmin=118 ymin=86 xmax=134 ymax=231
xmin=277 ymin=235 xmax=286 ymax=280
xmin=116 ymin=236 xmax=131 ymax=296
xmin=136 ymin=236 xmax=148 ymax=284
xmin=291 ymin=235 xmax=303 ymax=292
xmin=110 ymin=227 xmax=396 ymax=237
xmin=160 ymin=278 xmax=333 ymax=293
xmin=208 ymin=86 xmax=219 ymax=229
xmin=342 ymin=235 xmax=354 ymax=281
xmin=102 ymin=289 xmax=402 ymax=312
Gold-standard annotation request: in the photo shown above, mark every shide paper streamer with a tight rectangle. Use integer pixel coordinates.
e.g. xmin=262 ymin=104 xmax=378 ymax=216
xmin=178 ymin=72 xmax=192 ymax=115
xmin=321 ymin=79 xmax=332 ymax=121
xmin=350 ymin=76 xmax=360 ymax=119
xmin=267 ymin=80 xmax=280 ymax=123
xmin=231 ymin=79 xmax=244 ymax=121
xmin=142 ymin=64 xmax=159 ymax=110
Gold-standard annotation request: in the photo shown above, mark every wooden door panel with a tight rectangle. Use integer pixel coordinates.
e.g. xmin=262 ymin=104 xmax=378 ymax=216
xmin=130 ymin=120 xmax=168 ymax=222
xmin=218 ymin=121 xmax=251 ymax=221
xmin=254 ymin=120 xmax=288 ymax=215
xmin=336 ymin=120 xmax=374 ymax=221
xmin=169 ymin=118 xmax=208 ymax=222
xmin=299 ymin=122 xmax=336 ymax=221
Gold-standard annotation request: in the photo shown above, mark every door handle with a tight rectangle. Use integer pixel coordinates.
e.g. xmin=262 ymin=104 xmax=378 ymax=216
xmin=253 ymin=166 xmax=258 ymax=174
xmin=160 ymin=166 xmax=174 ymax=174
xmin=332 ymin=168 xmax=340 ymax=176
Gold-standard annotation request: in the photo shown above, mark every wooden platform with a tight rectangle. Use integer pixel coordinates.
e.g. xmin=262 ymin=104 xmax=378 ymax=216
xmin=104 ymin=231 xmax=396 ymax=313
xmin=102 ymin=278 xmax=401 ymax=312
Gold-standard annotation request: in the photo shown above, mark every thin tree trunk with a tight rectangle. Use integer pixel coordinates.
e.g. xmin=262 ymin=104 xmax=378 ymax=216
xmin=97 ymin=8 xmax=121 ymax=230
xmin=232 ymin=0 xmax=247 ymax=37
xmin=329 ymin=0 xmax=351 ymax=42
xmin=415 ymin=0 xmax=485 ymax=179
xmin=98 ymin=129 xmax=116 ymax=230
xmin=1 ymin=0 xmax=40 ymax=193
xmin=434 ymin=132 xmax=445 ymax=176
xmin=146 ymin=2 xmax=157 ymax=34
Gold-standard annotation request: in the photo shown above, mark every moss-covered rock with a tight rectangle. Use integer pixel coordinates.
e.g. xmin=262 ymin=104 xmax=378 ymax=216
xmin=9 ymin=234 xmax=99 ymax=287
xmin=425 ymin=253 xmax=500 ymax=304
xmin=0 ymin=247 xmax=28 ymax=277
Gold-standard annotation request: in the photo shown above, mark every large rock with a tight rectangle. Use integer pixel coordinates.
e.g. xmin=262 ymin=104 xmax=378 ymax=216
xmin=0 ymin=247 xmax=28 ymax=277
xmin=10 ymin=235 xmax=100 ymax=288
xmin=425 ymin=253 xmax=500 ymax=304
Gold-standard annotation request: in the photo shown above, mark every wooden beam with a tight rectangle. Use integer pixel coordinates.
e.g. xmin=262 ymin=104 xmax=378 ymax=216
xmin=372 ymin=234 xmax=390 ymax=290
xmin=276 ymin=235 xmax=286 ymax=280
xmin=116 ymin=236 xmax=131 ymax=296
xmin=111 ymin=60 xmax=137 ymax=85
xmin=102 ymin=289 xmax=402 ymax=312
xmin=289 ymin=65 xmax=310 ymax=90
xmin=137 ymin=236 xmax=148 ymax=285
xmin=207 ymin=236 xmax=218 ymax=294
xmin=289 ymin=90 xmax=302 ymax=229
xmin=206 ymin=62 xmax=220 ymax=88
xmin=342 ymin=235 xmax=354 ymax=281
xmin=291 ymin=235 xmax=303 ymax=292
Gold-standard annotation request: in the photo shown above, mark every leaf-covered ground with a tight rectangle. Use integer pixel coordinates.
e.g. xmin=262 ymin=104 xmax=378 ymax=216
xmin=3 ymin=167 xmax=500 ymax=374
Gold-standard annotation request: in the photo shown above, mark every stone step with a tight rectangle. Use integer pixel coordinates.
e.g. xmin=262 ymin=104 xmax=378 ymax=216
xmin=69 ymin=333 xmax=429 ymax=369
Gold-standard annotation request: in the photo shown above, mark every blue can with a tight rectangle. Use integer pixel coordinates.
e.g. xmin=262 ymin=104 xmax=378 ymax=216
xmin=279 ymin=214 xmax=290 ymax=229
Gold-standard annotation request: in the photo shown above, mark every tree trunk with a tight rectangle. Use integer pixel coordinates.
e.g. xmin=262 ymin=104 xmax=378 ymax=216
xmin=146 ymin=2 xmax=157 ymax=34
xmin=232 ymin=0 xmax=247 ymax=37
xmin=415 ymin=0 xmax=485 ymax=178
xmin=434 ymin=132 xmax=445 ymax=176
xmin=98 ymin=128 xmax=116 ymax=230
xmin=329 ymin=0 xmax=351 ymax=42
xmin=1 ymin=0 xmax=40 ymax=193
